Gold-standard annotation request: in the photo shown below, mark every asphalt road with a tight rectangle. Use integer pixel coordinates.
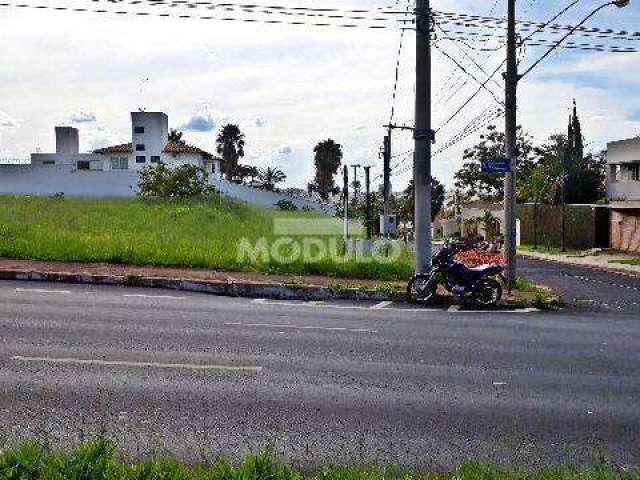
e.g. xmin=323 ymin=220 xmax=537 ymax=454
xmin=1 ymin=272 xmax=639 ymax=469
xmin=519 ymin=257 xmax=640 ymax=314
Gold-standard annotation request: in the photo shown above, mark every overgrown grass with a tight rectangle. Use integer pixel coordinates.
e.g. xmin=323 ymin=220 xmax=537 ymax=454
xmin=0 ymin=439 xmax=637 ymax=480
xmin=513 ymin=277 xmax=565 ymax=311
xmin=0 ymin=195 xmax=414 ymax=281
xmin=610 ymin=259 xmax=640 ymax=266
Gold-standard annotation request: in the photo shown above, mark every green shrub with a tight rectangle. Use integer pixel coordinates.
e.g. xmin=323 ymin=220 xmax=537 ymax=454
xmin=138 ymin=163 xmax=219 ymax=200
xmin=276 ymin=199 xmax=298 ymax=211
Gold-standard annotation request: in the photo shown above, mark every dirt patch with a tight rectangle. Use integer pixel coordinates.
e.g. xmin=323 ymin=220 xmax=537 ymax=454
xmin=0 ymin=258 xmax=403 ymax=290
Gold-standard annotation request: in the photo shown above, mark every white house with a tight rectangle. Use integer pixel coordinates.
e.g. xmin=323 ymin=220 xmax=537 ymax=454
xmin=607 ymin=136 xmax=640 ymax=253
xmin=0 ymin=110 xmax=336 ymax=214
xmin=30 ymin=112 xmax=223 ymax=177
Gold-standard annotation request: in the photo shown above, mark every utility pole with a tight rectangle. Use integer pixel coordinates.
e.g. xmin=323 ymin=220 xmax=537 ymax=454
xmin=351 ymin=164 xmax=361 ymax=202
xmin=343 ymin=165 xmax=349 ymax=242
xmin=414 ymin=0 xmax=433 ymax=274
xmin=382 ymin=134 xmax=391 ymax=237
xmin=381 ymin=123 xmax=413 ymax=238
xmin=504 ymin=0 xmax=518 ymax=289
xmin=364 ymin=166 xmax=372 ymax=240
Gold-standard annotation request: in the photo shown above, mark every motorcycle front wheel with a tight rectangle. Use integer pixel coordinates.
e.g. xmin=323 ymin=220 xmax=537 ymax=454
xmin=472 ymin=278 xmax=503 ymax=306
xmin=407 ymin=274 xmax=437 ymax=305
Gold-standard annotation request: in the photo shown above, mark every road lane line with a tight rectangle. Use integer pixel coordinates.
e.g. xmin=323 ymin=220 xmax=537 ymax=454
xmin=15 ymin=288 xmax=71 ymax=294
xmin=123 ymin=294 xmax=185 ymax=300
xmin=11 ymin=356 xmax=262 ymax=372
xmin=250 ymin=298 xmax=534 ymax=314
xmin=370 ymin=301 xmax=393 ymax=310
xmin=225 ymin=322 xmax=378 ymax=334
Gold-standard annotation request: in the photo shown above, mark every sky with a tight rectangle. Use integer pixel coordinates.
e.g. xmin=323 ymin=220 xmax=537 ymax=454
xmin=0 ymin=0 xmax=639 ymax=192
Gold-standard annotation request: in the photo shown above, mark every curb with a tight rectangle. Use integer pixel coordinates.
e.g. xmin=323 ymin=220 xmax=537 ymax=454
xmin=0 ymin=269 xmax=406 ymax=303
xmin=518 ymin=252 xmax=640 ymax=279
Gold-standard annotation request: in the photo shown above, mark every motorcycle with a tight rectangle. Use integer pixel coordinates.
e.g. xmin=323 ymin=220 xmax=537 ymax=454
xmin=407 ymin=242 xmax=505 ymax=306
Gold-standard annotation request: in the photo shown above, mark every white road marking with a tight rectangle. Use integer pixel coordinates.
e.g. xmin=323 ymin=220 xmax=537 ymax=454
xmin=123 ymin=294 xmax=185 ymax=300
xmin=252 ymin=298 xmax=441 ymax=312
xmin=493 ymin=382 xmax=508 ymax=386
xmin=11 ymin=355 xmax=262 ymax=372
xmin=251 ymin=298 xmax=536 ymax=314
xmin=15 ymin=288 xmax=71 ymax=294
xmin=370 ymin=301 xmax=393 ymax=310
xmin=225 ymin=322 xmax=378 ymax=334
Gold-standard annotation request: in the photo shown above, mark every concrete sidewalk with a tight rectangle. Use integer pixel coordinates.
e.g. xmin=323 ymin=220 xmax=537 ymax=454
xmin=518 ymin=249 xmax=640 ymax=276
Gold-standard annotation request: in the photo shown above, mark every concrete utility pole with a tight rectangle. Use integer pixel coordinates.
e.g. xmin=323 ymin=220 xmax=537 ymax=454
xmin=504 ymin=0 xmax=518 ymax=289
xmin=364 ymin=166 xmax=373 ymax=240
xmin=414 ymin=0 xmax=433 ymax=274
xmin=351 ymin=164 xmax=361 ymax=200
xmin=382 ymin=134 xmax=391 ymax=237
xmin=343 ymin=166 xmax=349 ymax=241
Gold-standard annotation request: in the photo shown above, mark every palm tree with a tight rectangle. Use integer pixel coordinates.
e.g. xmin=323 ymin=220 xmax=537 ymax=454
xmin=312 ymin=139 xmax=342 ymax=201
xmin=258 ymin=167 xmax=287 ymax=191
xmin=216 ymin=124 xmax=245 ymax=179
xmin=168 ymin=129 xmax=186 ymax=145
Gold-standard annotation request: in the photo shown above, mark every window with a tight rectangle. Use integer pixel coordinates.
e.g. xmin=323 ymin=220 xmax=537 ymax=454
xmin=110 ymin=157 xmax=128 ymax=170
xmin=136 ymin=144 xmax=145 ymax=151
xmin=77 ymin=161 xmax=90 ymax=170
xmin=151 ymin=156 xmax=160 ymax=164
xmin=134 ymin=126 xmax=145 ymax=134
xmin=631 ymin=164 xmax=640 ymax=181
xmin=42 ymin=160 xmax=55 ymax=165
xmin=136 ymin=156 xmax=146 ymax=163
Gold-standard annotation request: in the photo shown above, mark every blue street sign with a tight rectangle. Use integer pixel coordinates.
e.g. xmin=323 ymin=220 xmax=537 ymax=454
xmin=482 ymin=157 xmax=511 ymax=174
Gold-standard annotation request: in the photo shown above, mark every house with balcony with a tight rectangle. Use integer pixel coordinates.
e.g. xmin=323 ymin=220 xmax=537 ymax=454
xmin=607 ymin=136 xmax=640 ymax=253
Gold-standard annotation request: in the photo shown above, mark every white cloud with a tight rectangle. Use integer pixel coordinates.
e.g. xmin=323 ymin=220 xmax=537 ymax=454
xmin=0 ymin=109 xmax=21 ymax=129
xmin=67 ymin=110 xmax=97 ymax=124
xmin=181 ymin=114 xmax=217 ymax=133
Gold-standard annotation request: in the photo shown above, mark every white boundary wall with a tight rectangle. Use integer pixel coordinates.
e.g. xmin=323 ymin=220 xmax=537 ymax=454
xmin=0 ymin=164 xmax=335 ymax=214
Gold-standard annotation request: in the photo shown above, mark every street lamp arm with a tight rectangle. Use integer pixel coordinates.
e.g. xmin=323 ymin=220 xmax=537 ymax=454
xmin=520 ymin=1 xmax=622 ymax=79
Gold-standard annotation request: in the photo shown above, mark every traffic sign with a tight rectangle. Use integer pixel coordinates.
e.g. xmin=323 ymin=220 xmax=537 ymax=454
xmin=482 ymin=157 xmax=512 ymax=174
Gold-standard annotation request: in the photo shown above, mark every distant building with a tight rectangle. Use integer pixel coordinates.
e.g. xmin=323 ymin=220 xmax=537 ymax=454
xmin=607 ymin=137 xmax=640 ymax=253
xmin=30 ymin=112 xmax=223 ymax=177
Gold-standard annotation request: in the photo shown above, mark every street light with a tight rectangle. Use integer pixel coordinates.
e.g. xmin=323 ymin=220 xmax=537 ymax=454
xmin=520 ymin=0 xmax=631 ymax=79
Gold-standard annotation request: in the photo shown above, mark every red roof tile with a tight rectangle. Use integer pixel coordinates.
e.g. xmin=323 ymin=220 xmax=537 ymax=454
xmin=94 ymin=142 xmax=215 ymax=159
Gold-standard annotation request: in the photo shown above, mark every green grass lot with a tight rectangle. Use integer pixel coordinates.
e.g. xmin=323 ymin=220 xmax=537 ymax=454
xmin=1 ymin=439 xmax=637 ymax=480
xmin=0 ymin=195 xmax=414 ymax=281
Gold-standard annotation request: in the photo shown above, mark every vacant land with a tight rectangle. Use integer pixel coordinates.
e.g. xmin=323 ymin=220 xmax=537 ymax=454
xmin=0 ymin=195 xmax=413 ymax=280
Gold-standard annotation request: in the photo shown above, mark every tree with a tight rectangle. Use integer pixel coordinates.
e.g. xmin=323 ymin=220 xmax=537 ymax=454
xmin=311 ymin=139 xmax=343 ymax=201
xmin=138 ymin=163 xmax=218 ymax=199
xmin=258 ymin=167 xmax=287 ymax=191
xmin=168 ymin=129 xmax=186 ymax=145
xmin=216 ymin=124 xmax=245 ymax=179
xmin=228 ymin=164 xmax=259 ymax=184
xmin=535 ymin=128 xmax=606 ymax=205
xmin=396 ymin=177 xmax=446 ymax=223
xmin=453 ymin=125 xmax=535 ymax=202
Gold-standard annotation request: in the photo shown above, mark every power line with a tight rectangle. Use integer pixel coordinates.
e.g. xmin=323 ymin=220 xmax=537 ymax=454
xmin=433 ymin=41 xmax=504 ymax=106
xmin=389 ymin=0 xmax=412 ymax=124
xmin=0 ymin=1 xmax=400 ymax=29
